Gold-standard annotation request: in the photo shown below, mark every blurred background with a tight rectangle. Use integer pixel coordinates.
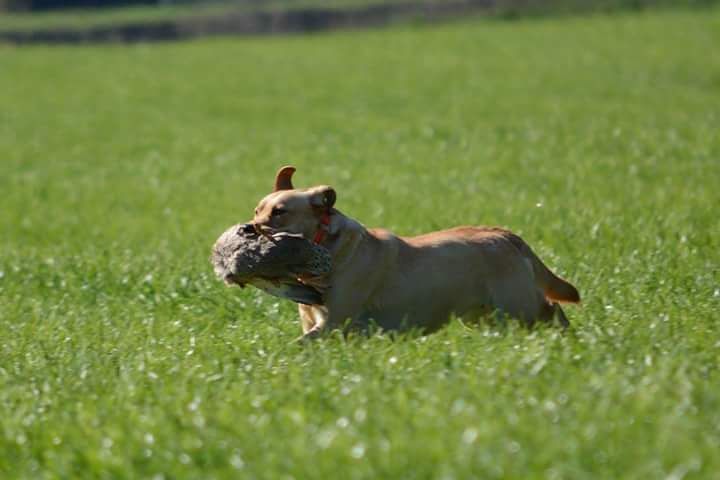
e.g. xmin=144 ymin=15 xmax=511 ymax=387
xmin=1 ymin=0 xmax=716 ymax=44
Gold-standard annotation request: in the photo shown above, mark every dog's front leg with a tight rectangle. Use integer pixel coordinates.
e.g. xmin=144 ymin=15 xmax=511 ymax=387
xmin=296 ymin=302 xmax=358 ymax=341
xmin=297 ymin=304 xmax=352 ymax=342
xmin=300 ymin=325 xmax=325 ymax=341
xmin=297 ymin=304 xmax=329 ymax=336
xmin=297 ymin=251 xmax=378 ymax=341
xmin=299 ymin=306 xmax=346 ymax=341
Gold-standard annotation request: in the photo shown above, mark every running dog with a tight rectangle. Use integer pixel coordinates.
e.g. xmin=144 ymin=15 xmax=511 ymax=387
xmin=250 ymin=166 xmax=580 ymax=338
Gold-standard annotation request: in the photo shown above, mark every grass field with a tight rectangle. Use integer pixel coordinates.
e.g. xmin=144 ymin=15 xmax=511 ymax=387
xmin=2 ymin=7 xmax=720 ymax=479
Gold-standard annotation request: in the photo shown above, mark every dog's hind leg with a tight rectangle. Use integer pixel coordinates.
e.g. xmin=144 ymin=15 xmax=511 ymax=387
xmin=553 ymin=303 xmax=570 ymax=328
xmin=538 ymin=299 xmax=570 ymax=328
xmin=490 ymin=282 xmax=542 ymax=327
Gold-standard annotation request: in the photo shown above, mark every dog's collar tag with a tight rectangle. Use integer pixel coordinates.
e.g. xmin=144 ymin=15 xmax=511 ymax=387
xmin=313 ymin=212 xmax=332 ymax=244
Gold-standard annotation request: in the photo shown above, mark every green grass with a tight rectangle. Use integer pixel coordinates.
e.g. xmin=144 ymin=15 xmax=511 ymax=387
xmin=2 ymin=8 xmax=720 ymax=479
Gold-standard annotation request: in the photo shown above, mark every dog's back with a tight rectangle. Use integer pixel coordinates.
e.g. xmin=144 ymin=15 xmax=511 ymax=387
xmin=358 ymin=226 xmax=580 ymax=329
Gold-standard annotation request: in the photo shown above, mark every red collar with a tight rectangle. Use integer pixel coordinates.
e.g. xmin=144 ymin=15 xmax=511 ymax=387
xmin=313 ymin=211 xmax=331 ymax=244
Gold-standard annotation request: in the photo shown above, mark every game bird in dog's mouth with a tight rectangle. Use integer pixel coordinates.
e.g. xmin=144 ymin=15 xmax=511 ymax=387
xmin=215 ymin=166 xmax=580 ymax=339
xmin=211 ymin=223 xmax=332 ymax=305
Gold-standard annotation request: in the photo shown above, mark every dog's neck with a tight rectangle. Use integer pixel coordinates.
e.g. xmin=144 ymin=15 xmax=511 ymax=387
xmin=312 ymin=210 xmax=332 ymax=244
xmin=319 ymin=210 xmax=368 ymax=273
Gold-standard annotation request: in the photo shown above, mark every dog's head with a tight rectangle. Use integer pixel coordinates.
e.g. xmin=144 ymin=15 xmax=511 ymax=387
xmin=251 ymin=166 xmax=337 ymax=240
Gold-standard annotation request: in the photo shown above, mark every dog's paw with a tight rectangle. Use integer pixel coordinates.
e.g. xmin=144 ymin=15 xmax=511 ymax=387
xmin=294 ymin=327 xmax=325 ymax=344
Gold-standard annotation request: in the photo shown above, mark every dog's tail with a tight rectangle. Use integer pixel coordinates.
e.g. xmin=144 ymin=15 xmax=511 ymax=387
xmin=536 ymin=262 xmax=581 ymax=304
xmin=510 ymin=234 xmax=580 ymax=304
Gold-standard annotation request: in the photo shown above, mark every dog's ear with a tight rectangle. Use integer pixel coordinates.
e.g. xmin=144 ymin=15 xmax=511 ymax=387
xmin=274 ymin=165 xmax=296 ymax=191
xmin=310 ymin=186 xmax=336 ymax=210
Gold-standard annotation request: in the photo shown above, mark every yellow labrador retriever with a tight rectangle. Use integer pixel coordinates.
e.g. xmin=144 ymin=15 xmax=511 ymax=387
xmin=251 ymin=166 xmax=580 ymax=338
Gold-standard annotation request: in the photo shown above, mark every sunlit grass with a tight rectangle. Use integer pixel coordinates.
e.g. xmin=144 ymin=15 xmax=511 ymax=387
xmin=1 ymin=8 xmax=719 ymax=478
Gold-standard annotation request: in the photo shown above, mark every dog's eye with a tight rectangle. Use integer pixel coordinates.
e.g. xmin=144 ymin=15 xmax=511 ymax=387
xmin=271 ymin=207 xmax=287 ymax=217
